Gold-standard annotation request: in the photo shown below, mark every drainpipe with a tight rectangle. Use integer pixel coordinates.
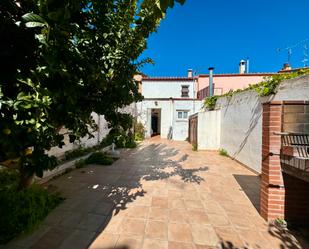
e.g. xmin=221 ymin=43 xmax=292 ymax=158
xmin=193 ymin=76 xmax=196 ymax=113
xmin=208 ymin=67 xmax=214 ymax=97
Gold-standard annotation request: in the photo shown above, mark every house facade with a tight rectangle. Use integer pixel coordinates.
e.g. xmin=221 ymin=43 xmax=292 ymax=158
xmin=136 ymin=77 xmax=202 ymax=141
xmin=196 ymin=61 xmax=275 ymax=99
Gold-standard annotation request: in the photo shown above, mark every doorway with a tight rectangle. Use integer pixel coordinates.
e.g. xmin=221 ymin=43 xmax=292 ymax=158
xmin=151 ymin=109 xmax=161 ymax=136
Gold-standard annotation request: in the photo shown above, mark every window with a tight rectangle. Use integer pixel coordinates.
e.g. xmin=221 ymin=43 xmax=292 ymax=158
xmin=181 ymin=85 xmax=189 ymax=97
xmin=177 ymin=110 xmax=189 ymax=120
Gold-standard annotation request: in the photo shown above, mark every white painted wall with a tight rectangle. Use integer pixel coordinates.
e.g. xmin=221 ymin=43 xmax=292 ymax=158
xmin=196 ymin=75 xmax=309 ymax=173
xmin=48 ymin=112 xmax=109 ymax=158
xmin=218 ymin=91 xmax=264 ymax=173
xmin=197 ymin=110 xmax=221 ymax=150
xmin=136 ymin=99 xmax=202 ymax=140
xmin=142 ymin=80 xmax=195 ymax=98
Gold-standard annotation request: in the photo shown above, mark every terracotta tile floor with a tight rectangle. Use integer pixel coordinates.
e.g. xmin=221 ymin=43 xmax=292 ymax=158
xmin=5 ymin=137 xmax=309 ymax=249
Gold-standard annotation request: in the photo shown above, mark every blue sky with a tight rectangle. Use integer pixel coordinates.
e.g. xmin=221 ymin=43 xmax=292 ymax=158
xmin=140 ymin=0 xmax=309 ymax=76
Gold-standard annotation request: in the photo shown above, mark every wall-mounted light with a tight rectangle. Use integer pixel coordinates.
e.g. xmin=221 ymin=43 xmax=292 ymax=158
xmin=155 ymin=101 xmax=158 ymax=106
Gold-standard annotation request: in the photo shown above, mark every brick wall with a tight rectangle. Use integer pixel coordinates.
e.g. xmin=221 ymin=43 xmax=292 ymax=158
xmin=260 ymin=102 xmax=285 ymax=221
xmin=261 ymin=101 xmax=309 ymax=224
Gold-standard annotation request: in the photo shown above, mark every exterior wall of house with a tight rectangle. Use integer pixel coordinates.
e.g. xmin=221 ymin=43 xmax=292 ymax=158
xmin=136 ymin=100 xmax=202 ymax=140
xmin=137 ymin=78 xmax=202 ymax=141
xmin=142 ymin=79 xmax=196 ymax=99
xmin=197 ymin=74 xmax=272 ymax=99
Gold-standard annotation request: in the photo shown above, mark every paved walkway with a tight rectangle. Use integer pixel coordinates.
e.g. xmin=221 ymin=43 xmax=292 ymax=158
xmin=5 ymin=138 xmax=308 ymax=249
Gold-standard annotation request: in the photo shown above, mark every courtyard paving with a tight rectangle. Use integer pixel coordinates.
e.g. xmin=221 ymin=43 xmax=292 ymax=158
xmin=4 ymin=138 xmax=308 ymax=249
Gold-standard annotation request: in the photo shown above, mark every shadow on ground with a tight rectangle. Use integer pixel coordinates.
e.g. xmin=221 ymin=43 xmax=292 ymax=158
xmin=233 ymin=174 xmax=260 ymax=211
xmin=219 ymin=223 xmax=308 ymax=249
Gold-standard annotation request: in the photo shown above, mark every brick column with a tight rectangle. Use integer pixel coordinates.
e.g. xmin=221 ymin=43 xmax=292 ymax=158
xmin=260 ymin=102 xmax=285 ymax=221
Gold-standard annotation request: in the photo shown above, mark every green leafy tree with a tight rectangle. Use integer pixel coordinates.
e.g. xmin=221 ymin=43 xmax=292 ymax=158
xmin=0 ymin=0 xmax=185 ymax=188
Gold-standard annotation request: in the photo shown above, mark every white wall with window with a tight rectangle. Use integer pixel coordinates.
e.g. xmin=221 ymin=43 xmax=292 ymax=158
xmin=136 ymin=78 xmax=202 ymax=141
xmin=142 ymin=79 xmax=195 ymax=99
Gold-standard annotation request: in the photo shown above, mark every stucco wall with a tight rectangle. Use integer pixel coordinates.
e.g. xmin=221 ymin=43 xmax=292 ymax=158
xmin=197 ymin=110 xmax=221 ymax=150
xmin=198 ymin=75 xmax=267 ymax=94
xmin=142 ymin=80 xmax=195 ymax=98
xmin=217 ymin=91 xmax=265 ymax=173
xmin=197 ymin=75 xmax=309 ymax=173
xmin=47 ymin=113 xmax=109 ymax=158
xmin=136 ymin=100 xmax=202 ymax=140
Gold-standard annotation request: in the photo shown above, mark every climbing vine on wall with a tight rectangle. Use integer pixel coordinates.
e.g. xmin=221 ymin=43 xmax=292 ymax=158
xmin=203 ymin=69 xmax=309 ymax=110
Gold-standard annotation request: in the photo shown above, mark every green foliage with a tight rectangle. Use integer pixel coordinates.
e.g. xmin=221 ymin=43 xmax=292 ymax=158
xmin=134 ymin=121 xmax=145 ymax=141
xmin=203 ymin=69 xmax=309 ymax=109
xmin=203 ymin=96 xmax=219 ymax=110
xmin=219 ymin=148 xmax=228 ymax=157
xmin=192 ymin=143 xmax=198 ymax=151
xmin=85 ymin=152 xmax=114 ymax=165
xmin=74 ymin=159 xmax=86 ymax=169
xmin=0 ymin=168 xmax=20 ymax=191
xmin=101 ymin=113 xmax=137 ymax=148
xmin=0 ymin=169 xmax=63 ymax=244
xmin=64 ymin=146 xmax=94 ymax=161
xmin=0 ymin=0 xmax=185 ymax=187
xmin=249 ymin=69 xmax=309 ymax=96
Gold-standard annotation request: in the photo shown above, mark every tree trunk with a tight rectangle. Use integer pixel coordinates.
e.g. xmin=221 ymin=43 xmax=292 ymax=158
xmin=18 ymin=168 xmax=34 ymax=190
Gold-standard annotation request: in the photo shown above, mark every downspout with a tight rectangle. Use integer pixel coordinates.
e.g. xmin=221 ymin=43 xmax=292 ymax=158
xmin=193 ymin=77 xmax=196 ymax=113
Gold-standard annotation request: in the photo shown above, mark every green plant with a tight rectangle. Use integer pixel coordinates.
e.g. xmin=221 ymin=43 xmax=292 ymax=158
xmin=0 ymin=168 xmax=20 ymax=191
xmin=275 ymin=218 xmax=287 ymax=228
xmin=202 ymin=69 xmax=309 ymax=110
xmin=0 ymin=0 xmax=185 ymax=188
xmin=64 ymin=146 xmax=94 ymax=161
xmin=0 ymin=169 xmax=63 ymax=244
xmin=249 ymin=69 xmax=309 ymax=96
xmin=134 ymin=121 xmax=145 ymax=141
xmin=192 ymin=143 xmax=198 ymax=151
xmin=219 ymin=148 xmax=228 ymax=157
xmin=203 ymin=96 xmax=219 ymax=110
xmin=85 ymin=152 xmax=114 ymax=165
xmin=74 ymin=159 xmax=86 ymax=169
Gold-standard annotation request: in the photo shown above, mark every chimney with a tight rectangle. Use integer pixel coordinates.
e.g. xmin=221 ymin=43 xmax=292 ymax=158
xmin=208 ymin=67 xmax=214 ymax=97
xmin=239 ymin=60 xmax=246 ymax=74
xmin=246 ymin=58 xmax=250 ymax=73
xmin=281 ymin=63 xmax=292 ymax=71
xmin=188 ymin=69 xmax=193 ymax=78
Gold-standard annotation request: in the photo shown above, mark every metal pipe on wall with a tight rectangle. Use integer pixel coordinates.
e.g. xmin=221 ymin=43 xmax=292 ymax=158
xmin=208 ymin=67 xmax=214 ymax=97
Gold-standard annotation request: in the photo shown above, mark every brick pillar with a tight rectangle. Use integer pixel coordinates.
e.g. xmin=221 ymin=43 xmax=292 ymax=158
xmin=260 ymin=102 xmax=285 ymax=221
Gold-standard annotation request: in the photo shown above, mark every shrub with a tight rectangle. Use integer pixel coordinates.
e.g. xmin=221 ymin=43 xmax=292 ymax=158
xmin=219 ymin=148 xmax=228 ymax=157
xmin=203 ymin=95 xmax=218 ymax=110
xmin=192 ymin=143 xmax=198 ymax=151
xmin=134 ymin=121 xmax=145 ymax=141
xmin=85 ymin=152 xmax=114 ymax=165
xmin=0 ymin=169 xmax=63 ymax=244
xmin=74 ymin=159 xmax=86 ymax=169
xmin=0 ymin=168 xmax=20 ymax=191
xmin=102 ymin=129 xmax=137 ymax=149
xmin=64 ymin=146 xmax=94 ymax=161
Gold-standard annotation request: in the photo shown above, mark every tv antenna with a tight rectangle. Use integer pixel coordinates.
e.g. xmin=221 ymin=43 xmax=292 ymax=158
xmin=277 ymin=39 xmax=308 ymax=67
